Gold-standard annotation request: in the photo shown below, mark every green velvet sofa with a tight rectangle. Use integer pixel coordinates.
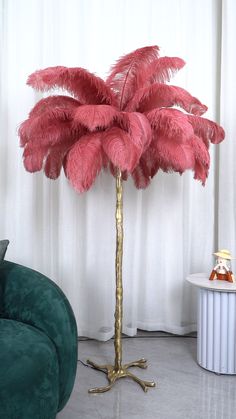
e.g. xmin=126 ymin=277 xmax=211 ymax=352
xmin=0 ymin=260 xmax=78 ymax=419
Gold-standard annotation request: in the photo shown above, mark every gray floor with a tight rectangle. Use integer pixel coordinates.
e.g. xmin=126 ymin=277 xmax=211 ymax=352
xmin=57 ymin=333 xmax=236 ymax=419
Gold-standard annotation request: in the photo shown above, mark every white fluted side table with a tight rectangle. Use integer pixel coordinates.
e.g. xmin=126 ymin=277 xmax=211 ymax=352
xmin=186 ymin=273 xmax=236 ymax=375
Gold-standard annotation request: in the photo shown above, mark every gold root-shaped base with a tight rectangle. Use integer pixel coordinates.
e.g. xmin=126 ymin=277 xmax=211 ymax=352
xmin=87 ymin=358 xmax=156 ymax=393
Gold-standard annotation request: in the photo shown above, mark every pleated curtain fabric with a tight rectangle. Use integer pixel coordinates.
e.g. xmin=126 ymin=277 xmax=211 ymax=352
xmin=0 ymin=0 xmax=234 ymax=340
xmin=218 ymin=0 xmax=236 ymax=258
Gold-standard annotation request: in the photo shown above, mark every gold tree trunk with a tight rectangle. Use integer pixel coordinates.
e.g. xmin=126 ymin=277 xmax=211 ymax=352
xmin=87 ymin=169 xmax=156 ymax=393
xmin=114 ymin=167 xmax=124 ymax=371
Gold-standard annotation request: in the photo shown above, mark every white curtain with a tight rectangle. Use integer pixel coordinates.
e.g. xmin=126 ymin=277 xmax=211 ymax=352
xmin=218 ymin=0 xmax=236 ymax=257
xmin=1 ymin=0 xmax=234 ymax=340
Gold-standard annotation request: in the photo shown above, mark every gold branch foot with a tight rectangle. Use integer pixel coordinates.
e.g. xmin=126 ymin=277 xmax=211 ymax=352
xmin=87 ymin=359 xmax=156 ymax=393
xmin=124 ymin=358 xmax=148 ymax=369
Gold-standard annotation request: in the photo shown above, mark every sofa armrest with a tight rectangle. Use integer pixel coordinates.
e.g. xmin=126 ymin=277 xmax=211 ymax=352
xmin=0 ymin=260 xmax=78 ymax=411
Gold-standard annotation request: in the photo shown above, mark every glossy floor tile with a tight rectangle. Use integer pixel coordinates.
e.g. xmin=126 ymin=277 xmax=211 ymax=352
xmin=57 ymin=334 xmax=236 ymax=419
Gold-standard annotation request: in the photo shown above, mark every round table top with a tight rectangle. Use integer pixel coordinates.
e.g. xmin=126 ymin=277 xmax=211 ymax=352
xmin=186 ymin=273 xmax=236 ymax=292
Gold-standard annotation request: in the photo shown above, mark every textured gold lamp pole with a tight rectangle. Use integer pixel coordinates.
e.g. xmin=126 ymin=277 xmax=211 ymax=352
xmin=114 ymin=167 xmax=124 ymax=371
xmin=87 ymin=169 xmax=156 ymax=393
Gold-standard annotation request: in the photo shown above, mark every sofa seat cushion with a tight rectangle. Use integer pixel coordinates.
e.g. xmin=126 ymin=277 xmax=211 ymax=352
xmin=0 ymin=319 xmax=59 ymax=419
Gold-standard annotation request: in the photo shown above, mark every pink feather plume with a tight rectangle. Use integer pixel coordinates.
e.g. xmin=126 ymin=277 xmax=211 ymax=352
xmin=146 ymin=108 xmax=194 ymax=143
xmin=29 ymin=95 xmax=81 ymax=118
xmin=136 ymin=56 xmax=185 ymax=88
xmin=152 ymin=135 xmax=196 ymax=174
xmin=187 ymin=114 xmax=225 ymax=147
xmin=19 ymin=95 xmax=81 ymax=147
xmin=189 ymin=135 xmax=210 ymax=184
xmin=106 ymin=45 xmax=160 ymax=110
xmin=27 ymin=66 xmax=116 ymax=106
xmin=23 ymin=143 xmax=48 ymax=172
xmin=132 ymin=163 xmax=151 ymax=189
xmin=125 ymin=83 xmax=208 ymax=115
xmin=44 ymin=143 xmax=74 ymax=179
xmin=116 ymin=111 xmax=152 ymax=154
xmin=73 ymin=105 xmax=118 ymax=131
xmin=102 ymin=127 xmax=140 ymax=172
xmin=19 ymin=44 xmax=225 ymax=192
xmin=65 ymin=134 xmax=103 ymax=192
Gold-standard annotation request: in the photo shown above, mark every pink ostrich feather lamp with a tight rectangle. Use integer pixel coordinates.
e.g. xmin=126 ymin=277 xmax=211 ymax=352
xmin=19 ymin=45 xmax=225 ymax=393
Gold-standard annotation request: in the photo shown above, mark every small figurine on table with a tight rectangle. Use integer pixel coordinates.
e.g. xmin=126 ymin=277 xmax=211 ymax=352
xmin=209 ymin=249 xmax=235 ymax=283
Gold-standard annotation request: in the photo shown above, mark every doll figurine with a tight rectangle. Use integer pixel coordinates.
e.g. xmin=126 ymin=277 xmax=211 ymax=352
xmin=209 ymin=249 xmax=235 ymax=283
